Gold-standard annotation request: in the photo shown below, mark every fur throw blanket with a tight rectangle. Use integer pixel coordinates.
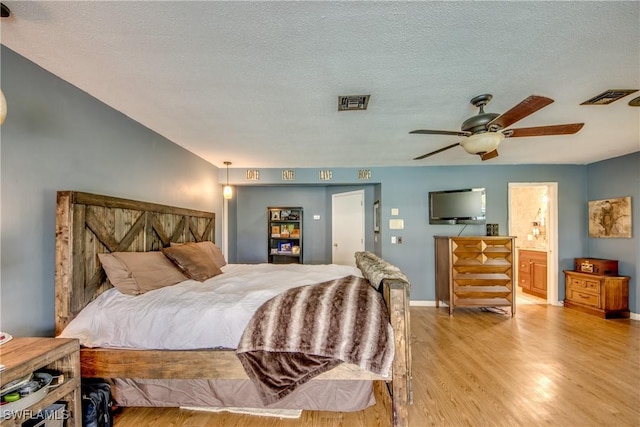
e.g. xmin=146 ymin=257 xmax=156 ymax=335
xmin=236 ymin=275 xmax=394 ymax=404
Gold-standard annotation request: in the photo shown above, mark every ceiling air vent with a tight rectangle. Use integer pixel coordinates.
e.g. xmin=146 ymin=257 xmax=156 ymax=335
xmin=581 ymin=89 xmax=638 ymax=105
xmin=628 ymin=96 xmax=640 ymax=107
xmin=338 ymin=95 xmax=370 ymax=111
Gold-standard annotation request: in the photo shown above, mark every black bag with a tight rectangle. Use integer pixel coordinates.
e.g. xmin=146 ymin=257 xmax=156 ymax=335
xmin=81 ymin=381 xmax=114 ymax=427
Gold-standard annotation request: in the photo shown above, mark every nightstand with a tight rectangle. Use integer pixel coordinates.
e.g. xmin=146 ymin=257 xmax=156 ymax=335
xmin=0 ymin=338 xmax=81 ymax=426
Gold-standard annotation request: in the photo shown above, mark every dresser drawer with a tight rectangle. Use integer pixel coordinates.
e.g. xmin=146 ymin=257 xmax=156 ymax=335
xmin=567 ymin=288 xmax=600 ymax=308
xmin=452 ymin=239 xmax=483 ymax=253
xmin=568 ymin=277 xmax=601 ymax=294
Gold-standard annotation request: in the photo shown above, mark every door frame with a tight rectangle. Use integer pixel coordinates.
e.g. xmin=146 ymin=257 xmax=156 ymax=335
xmin=508 ymin=182 xmax=559 ymax=305
xmin=331 ymin=190 xmax=365 ymax=265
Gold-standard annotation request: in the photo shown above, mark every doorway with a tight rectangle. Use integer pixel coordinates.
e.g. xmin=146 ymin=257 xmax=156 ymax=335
xmin=508 ymin=182 xmax=559 ymax=306
xmin=331 ymin=190 xmax=365 ymax=266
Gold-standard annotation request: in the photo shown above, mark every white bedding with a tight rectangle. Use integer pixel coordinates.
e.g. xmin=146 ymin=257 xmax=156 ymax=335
xmin=59 ymin=263 xmax=363 ymax=350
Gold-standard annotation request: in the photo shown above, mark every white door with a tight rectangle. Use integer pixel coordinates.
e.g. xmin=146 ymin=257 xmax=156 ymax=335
xmin=331 ymin=190 xmax=365 ymax=266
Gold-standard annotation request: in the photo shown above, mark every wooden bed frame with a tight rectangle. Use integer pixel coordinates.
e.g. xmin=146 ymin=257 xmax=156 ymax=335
xmin=54 ymin=191 xmax=412 ymax=426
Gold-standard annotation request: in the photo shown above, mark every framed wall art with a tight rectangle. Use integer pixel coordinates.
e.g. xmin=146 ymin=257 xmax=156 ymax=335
xmin=588 ymin=196 xmax=632 ymax=238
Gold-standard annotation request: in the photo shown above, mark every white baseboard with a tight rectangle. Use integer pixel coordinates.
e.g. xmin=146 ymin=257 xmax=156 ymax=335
xmin=410 ymin=300 xmax=440 ymax=307
xmin=409 ymin=300 xmax=638 ymax=320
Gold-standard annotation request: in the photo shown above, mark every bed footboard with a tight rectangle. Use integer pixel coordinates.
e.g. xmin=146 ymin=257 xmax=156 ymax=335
xmin=384 ymin=278 xmax=412 ymax=427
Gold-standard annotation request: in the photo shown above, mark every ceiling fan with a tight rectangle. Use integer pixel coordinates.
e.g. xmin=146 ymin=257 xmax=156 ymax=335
xmin=410 ymin=94 xmax=584 ymax=161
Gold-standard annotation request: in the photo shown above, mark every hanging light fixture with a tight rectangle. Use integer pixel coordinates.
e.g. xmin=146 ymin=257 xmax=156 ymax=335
xmin=1 ymin=4 xmax=10 ymax=125
xmin=223 ymin=161 xmax=233 ymax=199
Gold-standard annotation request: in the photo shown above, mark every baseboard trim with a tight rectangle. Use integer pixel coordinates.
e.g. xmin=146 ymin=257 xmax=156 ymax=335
xmin=409 ymin=300 xmax=639 ymax=321
xmin=410 ymin=300 xmax=439 ymax=307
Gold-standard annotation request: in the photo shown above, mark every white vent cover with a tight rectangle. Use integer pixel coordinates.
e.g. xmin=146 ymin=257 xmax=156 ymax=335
xmin=338 ymin=95 xmax=370 ymax=111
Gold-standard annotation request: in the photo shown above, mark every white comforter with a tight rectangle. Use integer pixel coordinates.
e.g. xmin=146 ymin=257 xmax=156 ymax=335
xmin=59 ymin=263 xmax=362 ymax=350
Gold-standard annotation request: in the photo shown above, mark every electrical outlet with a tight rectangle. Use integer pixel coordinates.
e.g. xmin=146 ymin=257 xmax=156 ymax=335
xmin=391 ymin=236 xmax=397 ymax=244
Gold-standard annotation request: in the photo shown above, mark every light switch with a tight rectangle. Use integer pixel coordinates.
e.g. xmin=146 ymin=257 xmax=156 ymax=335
xmin=391 ymin=208 xmax=399 ymax=216
xmin=313 ymin=215 xmax=321 ymax=220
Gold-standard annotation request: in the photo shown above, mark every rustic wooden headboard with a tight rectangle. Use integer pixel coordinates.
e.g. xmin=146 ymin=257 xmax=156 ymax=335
xmin=54 ymin=191 xmax=216 ymax=335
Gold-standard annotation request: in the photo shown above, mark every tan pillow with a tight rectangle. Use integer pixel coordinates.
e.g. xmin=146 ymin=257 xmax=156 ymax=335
xmin=170 ymin=241 xmax=227 ymax=268
xmin=162 ymin=242 xmax=223 ymax=282
xmin=98 ymin=251 xmax=188 ymax=296
xmin=198 ymin=241 xmax=227 ymax=268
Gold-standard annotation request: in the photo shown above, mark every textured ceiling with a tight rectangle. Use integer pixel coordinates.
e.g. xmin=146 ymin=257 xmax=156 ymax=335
xmin=1 ymin=1 xmax=639 ymax=168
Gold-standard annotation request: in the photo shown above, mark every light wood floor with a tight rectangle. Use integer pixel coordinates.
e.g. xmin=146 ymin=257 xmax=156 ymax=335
xmin=113 ymin=305 xmax=639 ymax=426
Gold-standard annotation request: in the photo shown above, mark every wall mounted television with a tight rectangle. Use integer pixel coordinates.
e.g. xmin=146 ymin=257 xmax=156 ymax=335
xmin=429 ymin=188 xmax=486 ymax=225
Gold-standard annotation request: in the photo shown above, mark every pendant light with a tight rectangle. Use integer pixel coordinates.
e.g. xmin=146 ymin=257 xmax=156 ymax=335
xmin=1 ymin=4 xmax=11 ymax=125
xmin=0 ymin=89 xmax=6 ymax=126
xmin=223 ymin=161 xmax=233 ymax=199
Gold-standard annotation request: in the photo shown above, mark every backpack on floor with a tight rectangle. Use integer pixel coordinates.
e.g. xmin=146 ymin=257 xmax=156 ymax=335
xmin=81 ymin=381 xmax=114 ymax=427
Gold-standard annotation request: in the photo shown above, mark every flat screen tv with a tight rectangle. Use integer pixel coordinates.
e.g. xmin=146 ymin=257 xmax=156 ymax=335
xmin=429 ymin=188 xmax=486 ymax=224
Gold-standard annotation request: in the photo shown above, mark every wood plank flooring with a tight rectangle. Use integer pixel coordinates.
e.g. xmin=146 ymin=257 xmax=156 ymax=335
xmin=113 ymin=305 xmax=640 ymax=426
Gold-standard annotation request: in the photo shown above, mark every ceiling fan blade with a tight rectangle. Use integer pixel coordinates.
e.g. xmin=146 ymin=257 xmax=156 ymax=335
xmin=506 ymin=123 xmax=585 ymax=138
xmin=410 ymin=129 xmax=470 ymax=136
xmin=413 ymin=142 xmax=460 ymax=160
xmin=480 ymin=149 xmax=499 ymax=161
xmin=488 ymin=95 xmax=554 ymax=130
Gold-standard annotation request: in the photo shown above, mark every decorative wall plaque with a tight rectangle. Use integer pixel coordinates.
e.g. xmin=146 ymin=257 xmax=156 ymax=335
xmin=358 ymin=169 xmax=372 ymax=180
xmin=246 ymin=170 xmax=260 ymax=181
xmin=319 ymin=170 xmax=333 ymax=180
xmin=282 ymin=170 xmax=295 ymax=181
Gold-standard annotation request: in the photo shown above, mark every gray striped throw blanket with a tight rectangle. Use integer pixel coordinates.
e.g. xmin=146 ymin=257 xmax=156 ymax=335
xmin=236 ymin=275 xmax=394 ymax=404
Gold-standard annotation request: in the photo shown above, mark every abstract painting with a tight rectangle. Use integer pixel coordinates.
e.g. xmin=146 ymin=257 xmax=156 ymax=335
xmin=588 ymin=196 xmax=632 ymax=238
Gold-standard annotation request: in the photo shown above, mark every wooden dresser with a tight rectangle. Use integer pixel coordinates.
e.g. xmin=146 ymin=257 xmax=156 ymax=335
xmin=435 ymin=236 xmax=515 ymax=316
xmin=563 ymin=270 xmax=630 ymax=318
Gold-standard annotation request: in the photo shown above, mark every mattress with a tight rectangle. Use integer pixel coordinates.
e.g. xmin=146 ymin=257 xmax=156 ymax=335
xmin=59 ymin=263 xmax=363 ymax=350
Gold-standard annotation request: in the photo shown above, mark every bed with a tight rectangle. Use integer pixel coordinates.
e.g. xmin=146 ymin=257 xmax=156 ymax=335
xmin=54 ymin=191 xmax=412 ymax=426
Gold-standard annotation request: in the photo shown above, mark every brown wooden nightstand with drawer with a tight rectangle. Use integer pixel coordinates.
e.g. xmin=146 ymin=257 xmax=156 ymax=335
xmin=563 ymin=270 xmax=630 ymax=318
xmin=0 ymin=338 xmax=81 ymax=426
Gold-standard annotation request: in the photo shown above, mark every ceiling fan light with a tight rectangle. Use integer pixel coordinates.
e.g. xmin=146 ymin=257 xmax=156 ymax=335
xmin=460 ymin=132 xmax=505 ymax=155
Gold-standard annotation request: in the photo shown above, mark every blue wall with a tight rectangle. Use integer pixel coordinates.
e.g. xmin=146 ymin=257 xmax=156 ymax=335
xmin=586 ymin=152 xmax=640 ymax=313
xmin=231 ymin=185 xmax=376 ymax=264
xmin=224 ymin=164 xmax=598 ymax=306
xmin=0 ymin=46 xmax=221 ymax=336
